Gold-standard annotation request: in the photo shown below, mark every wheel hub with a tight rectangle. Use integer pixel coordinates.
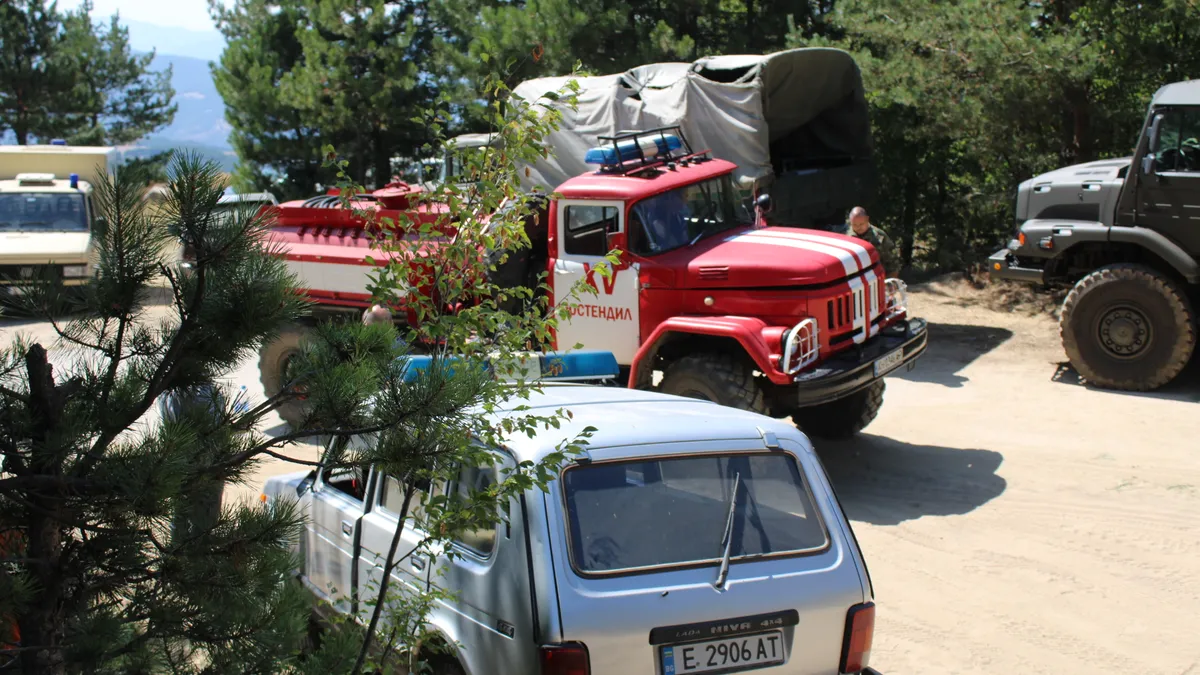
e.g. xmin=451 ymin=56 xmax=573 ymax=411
xmin=1097 ymin=305 xmax=1152 ymax=359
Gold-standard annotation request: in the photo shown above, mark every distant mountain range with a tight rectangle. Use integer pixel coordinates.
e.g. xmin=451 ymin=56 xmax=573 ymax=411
xmin=118 ymin=52 xmax=237 ymax=171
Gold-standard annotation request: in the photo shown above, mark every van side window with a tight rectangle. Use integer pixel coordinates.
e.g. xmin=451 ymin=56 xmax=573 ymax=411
xmin=448 ymin=463 xmax=502 ymax=557
xmin=323 ymin=465 xmax=367 ymax=502
xmin=563 ymin=204 xmax=619 ymax=257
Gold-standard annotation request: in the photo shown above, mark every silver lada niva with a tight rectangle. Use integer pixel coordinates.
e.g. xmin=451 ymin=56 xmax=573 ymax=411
xmin=262 ymin=351 xmax=883 ymax=675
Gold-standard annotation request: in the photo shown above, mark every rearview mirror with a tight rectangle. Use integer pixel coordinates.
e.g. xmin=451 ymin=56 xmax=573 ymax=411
xmin=755 ymin=193 xmax=773 ymax=213
xmin=1147 ymin=113 xmax=1165 ymax=154
xmin=296 ymin=470 xmax=316 ymax=496
xmin=607 ymin=231 xmax=624 ymax=252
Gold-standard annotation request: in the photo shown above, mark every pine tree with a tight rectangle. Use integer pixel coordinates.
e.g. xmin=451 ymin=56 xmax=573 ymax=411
xmin=0 ymin=0 xmax=176 ymax=146
xmin=211 ymin=0 xmax=337 ymax=199
xmin=59 ymin=2 xmax=177 ymax=146
xmin=0 ymin=0 xmax=78 ymax=145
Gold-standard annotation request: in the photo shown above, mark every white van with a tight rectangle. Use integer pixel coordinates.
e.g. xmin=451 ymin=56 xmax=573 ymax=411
xmin=0 ymin=142 xmax=114 ymax=292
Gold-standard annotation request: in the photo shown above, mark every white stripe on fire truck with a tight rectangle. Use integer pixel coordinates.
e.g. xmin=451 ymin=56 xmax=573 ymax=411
xmin=864 ymin=268 xmax=880 ymax=338
xmin=748 ymin=229 xmax=873 ymax=269
xmin=847 ymin=275 xmax=868 ymax=344
xmin=725 ymin=232 xmax=859 ymax=275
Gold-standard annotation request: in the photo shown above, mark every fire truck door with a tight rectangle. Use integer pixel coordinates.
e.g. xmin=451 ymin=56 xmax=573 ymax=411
xmin=552 ymin=200 xmax=640 ymax=365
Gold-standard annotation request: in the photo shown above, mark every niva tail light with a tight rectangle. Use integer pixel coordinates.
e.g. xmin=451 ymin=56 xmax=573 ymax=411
xmin=539 ymin=642 xmax=590 ymax=675
xmin=840 ymin=602 xmax=875 ymax=673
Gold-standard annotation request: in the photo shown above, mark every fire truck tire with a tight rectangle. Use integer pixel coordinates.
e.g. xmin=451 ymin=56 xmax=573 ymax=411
xmin=790 ymin=380 xmax=885 ymax=439
xmin=258 ymin=324 xmax=311 ymax=429
xmin=658 ymin=353 xmax=768 ymax=414
xmin=1060 ymin=264 xmax=1195 ymax=391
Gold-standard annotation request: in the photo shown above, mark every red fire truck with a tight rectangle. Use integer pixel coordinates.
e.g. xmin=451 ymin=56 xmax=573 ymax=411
xmin=255 ymin=127 xmax=927 ymax=439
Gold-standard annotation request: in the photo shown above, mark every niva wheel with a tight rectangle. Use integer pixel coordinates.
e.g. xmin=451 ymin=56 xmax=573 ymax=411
xmin=1060 ymin=264 xmax=1196 ymax=391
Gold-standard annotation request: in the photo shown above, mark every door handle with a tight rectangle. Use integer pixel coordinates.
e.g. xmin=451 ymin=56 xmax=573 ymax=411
xmin=411 ymin=556 xmax=426 ymax=572
xmin=340 ymin=521 xmax=353 ymax=537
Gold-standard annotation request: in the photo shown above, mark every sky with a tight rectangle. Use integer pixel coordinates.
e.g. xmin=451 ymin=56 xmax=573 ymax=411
xmin=61 ymin=0 xmax=228 ymax=31
xmin=60 ymin=0 xmax=233 ymax=60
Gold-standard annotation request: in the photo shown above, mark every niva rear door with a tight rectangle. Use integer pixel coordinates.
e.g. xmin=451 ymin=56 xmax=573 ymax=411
xmin=545 ymin=443 xmax=867 ymax=675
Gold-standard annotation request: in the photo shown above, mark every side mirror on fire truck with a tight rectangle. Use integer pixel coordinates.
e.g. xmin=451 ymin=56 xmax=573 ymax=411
xmin=755 ymin=193 xmax=773 ymax=213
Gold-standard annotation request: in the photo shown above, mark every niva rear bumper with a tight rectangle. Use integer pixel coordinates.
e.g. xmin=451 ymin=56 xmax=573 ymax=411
xmin=788 ymin=317 xmax=928 ymax=408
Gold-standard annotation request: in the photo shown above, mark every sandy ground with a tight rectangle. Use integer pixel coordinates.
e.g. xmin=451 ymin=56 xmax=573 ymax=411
xmin=2 ymin=279 xmax=1198 ymax=675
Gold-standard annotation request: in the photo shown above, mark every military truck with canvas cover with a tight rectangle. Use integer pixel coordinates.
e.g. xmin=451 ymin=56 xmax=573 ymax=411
xmin=436 ymin=48 xmax=876 ymax=232
xmin=990 ymin=79 xmax=1200 ymax=391
xmin=255 ymin=127 xmax=927 ymax=441
xmin=0 ymin=142 xmax=115 ymax=295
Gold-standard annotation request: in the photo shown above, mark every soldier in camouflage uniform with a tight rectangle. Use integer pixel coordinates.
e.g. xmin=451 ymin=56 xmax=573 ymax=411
xmin=848 ymin=206 xmax=901 ymax=275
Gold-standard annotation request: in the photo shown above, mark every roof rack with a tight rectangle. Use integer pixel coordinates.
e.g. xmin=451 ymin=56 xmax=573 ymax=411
xmin=584 ymin=125 xmax=709 ymax=176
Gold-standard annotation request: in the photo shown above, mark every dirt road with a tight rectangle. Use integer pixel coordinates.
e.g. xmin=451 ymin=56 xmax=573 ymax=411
xmin=827 ymin=278 xmax=1200 ymax=675
xmin=2 ymin=278 xmax=1197 ymax=674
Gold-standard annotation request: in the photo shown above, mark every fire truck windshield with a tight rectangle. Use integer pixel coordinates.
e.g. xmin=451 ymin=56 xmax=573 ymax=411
xmin=628 ymin=175 xmax=749 ymax=256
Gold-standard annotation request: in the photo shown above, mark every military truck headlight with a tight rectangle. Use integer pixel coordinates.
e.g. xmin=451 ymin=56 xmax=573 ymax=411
xmin=62 ymin=265 xmax=88 ymax=278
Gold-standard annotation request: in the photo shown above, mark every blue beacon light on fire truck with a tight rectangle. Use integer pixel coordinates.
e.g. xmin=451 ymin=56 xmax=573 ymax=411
xmin=584 ymin=134 xmax=683 ymax=166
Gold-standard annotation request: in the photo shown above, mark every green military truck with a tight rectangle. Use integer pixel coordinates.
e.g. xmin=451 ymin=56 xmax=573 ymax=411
xmin=989 ymin=79 xmax=1200 ymax=391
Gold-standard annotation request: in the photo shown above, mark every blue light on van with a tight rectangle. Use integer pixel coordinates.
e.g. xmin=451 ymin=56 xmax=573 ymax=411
xmin=50 ymin=139 xmax=67 ymax=146
xmin=69 ymin=173 xmax=79 ymax=189
xmin=400 ymin=351 xmax=619 ymax=383
xmin=584 ymin=134 xmax=683 ymax=166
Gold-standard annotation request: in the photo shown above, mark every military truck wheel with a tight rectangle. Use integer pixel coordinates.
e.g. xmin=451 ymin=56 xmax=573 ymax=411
xmin=789 ymin=380 xmax=885 ymax=440
xmin=1060 ymin=264 xmax=1196 ymax=391
xmin=259 ymin=324 xmax=312 ymax=429
xmin=658 ymin=353 xmax=768 ymax=414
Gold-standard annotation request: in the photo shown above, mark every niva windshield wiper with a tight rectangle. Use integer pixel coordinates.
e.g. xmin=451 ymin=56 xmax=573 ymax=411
xmin=713 ymin=471 xmax=741 ymax=591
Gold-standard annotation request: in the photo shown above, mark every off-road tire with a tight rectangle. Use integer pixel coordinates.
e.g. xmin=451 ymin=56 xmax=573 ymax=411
xmin=1060 ymin=264 xmax=1196 ymax=391
xmin=658 ymin=352 xmax=768 ymax=414
xmin=258 ymin=324 xmax=312 ymax=429
xmin=790 ymin=380 xmax=885 ymax=440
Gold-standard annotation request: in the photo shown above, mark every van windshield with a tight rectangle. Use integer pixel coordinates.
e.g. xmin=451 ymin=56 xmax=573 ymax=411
xmin=561 ymin=453 xmax=828 ymax=575
xmin=0 ymin=193 xmax=87 ymax=232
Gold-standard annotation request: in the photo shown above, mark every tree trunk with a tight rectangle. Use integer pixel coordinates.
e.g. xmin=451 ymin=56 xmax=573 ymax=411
xmin=18 ymin=345 xmax=67 ymax=675
xmin=373 ymin=131 xmax=391 ymax=190
xmin=901 ymin=168 xmax=918 ymax=268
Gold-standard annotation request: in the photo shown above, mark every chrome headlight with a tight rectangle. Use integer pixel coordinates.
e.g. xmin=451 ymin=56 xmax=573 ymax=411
xmin=782 ymin=317 xmax=820 ymax=375
xmin=885 ymin=278 xmax=909 ymax=315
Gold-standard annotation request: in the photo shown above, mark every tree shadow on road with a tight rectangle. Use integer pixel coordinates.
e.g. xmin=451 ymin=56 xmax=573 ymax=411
xmin=1050 ymin=356 xmax=1200 ymax=403
xmin=890 ymin=322 xmax=1014 ymax=388
xmin=815 ymin=434 xmax=1007 ymax=526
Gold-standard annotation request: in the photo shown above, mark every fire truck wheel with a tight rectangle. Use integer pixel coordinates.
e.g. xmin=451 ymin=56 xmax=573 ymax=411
xmin=790 ymin=380 xmax=885 ymax=439
xmin=658 ymin=353 xmax=768 ymax=414
xmin=258 ymin=324 xmax=311 ymax=430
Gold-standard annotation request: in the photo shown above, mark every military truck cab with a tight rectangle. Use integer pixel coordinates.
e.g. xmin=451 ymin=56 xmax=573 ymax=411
xmin=0 ymin=142 xmax=114 ymax=293
xmin=990 ymin=79 xmax=1200 ymax=391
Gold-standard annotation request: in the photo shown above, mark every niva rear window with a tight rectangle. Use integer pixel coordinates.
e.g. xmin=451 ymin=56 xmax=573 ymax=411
xmin=562 ymin=453 xmax=829 ymax=575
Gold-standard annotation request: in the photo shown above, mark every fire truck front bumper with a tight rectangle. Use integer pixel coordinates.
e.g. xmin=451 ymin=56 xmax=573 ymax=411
xmin=789 ymin=317 xmax=928 ymax=408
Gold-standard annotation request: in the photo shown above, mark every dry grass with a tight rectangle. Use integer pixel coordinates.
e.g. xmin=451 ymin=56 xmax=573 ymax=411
xmin=908 ymin=265 xmax=1068 ymax=320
